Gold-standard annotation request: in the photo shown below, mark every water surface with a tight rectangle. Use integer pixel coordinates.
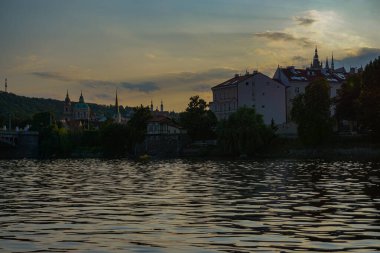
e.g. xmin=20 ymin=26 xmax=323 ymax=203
xmin=1 ymin=159 xmax=379 ymax=252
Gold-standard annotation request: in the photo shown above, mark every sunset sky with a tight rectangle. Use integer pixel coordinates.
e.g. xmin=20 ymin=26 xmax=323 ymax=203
xmin=1 ymin=0 xmax=379 ymax=111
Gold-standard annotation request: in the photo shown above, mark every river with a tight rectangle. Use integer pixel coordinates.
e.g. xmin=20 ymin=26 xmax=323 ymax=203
xmin=1 ymin=159 xmax=379 ymax=252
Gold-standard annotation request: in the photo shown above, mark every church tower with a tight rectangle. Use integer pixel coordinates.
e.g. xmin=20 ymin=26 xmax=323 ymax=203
xmin=5 ymin=78 xmax=7 ymax=93
xmin=115 ymin=89 xmax=121 ymax=123
xmin=331 ymin=52 xmax=335 ymax=72
xmin=325 ymin=57 xmax=329 ymax=70
xmin=312 ymin=46 xmax=321 ymax=69
xmin=63 ymin=90 xmax=72 ymax=121
xmin=160 ymin=100 xmax=163 ymax=112
xmin=150 ymin=100 xmax=154 ymax=112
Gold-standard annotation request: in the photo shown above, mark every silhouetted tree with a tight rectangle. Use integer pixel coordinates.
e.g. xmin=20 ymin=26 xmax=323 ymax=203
xmin=335 ymin=74 xmax=361 ymax=124
xmin=101 ymin=123 xmax=129 ymax=157
xmin=180 ymin=95 xmax=217 ymax=140
xmin=127 ymin=105 xmax=152 ymax=147
xmin=360 ymin=56 xmax=380 ymax=140
xmin=217 ymin=107 xmax=274 ymax=156
xmin=291 ymin=77 xmax=333 ymax=146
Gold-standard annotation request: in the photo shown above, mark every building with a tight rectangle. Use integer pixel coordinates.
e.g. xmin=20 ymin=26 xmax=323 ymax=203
xmin=63 ymin=91 xmax=90 ymax=122
xmin=147 ymin=115 xmax=186 ymax=135
xmin=143 ymin=114 xmax=188 ymax=156
xmin=273 ymin=47 xmax=352 ymax=122
xmin=211 ymin=71 xmax=286 ymax=125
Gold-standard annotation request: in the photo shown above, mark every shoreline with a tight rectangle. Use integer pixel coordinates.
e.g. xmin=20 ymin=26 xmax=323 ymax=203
xmin=1 ymin=146 xmax=380 ymax=161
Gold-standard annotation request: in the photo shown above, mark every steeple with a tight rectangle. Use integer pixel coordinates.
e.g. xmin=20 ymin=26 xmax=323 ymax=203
xmin=115 ymin=88 xmax=119 ymax=110
xmin=79 ymin=91 xmax=84 ymax=103
xmin=325 ymin=57 xmax=329 ymax=70
xmin=4 ymin=78 xmax=7 ymax=93
xmin=65 ymin=89 xmax=71 ymax=103
xmin=115 ymin=88 xmax=121 ymax=123
xmin=160 ymin=99 xmax=163 ymax=112
xmin=63 ymin=89 xmax=72 ymax=119
xmin=150 ymin=100 xmax=153 ymax=111
xmin=331 ymin=52 xmax=335 ymax=71
xmin=312 ymin=46 xmax=321 ymax=69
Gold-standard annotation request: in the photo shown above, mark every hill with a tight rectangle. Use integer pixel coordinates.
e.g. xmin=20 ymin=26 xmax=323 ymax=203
xmin=0 ymin=91 xmax=129 ymax=126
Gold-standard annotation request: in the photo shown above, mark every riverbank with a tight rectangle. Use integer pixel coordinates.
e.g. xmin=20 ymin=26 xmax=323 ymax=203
xmin=2 ymin=136 xmax=380 ymax=160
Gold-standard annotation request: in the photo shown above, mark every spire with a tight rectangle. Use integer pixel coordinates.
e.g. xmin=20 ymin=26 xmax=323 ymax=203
xmin=115 ymin=88 xmax=119 ymax=109
xmin=150 ymin=100 xmax=153 ymax=112
xmin=79 ymin=90 xmax=84 ymax=103
xmin=325 ymin=57 xmax=329 ymax=70
xmin=5 ymin=78 xmax=7 ymax=93
xmin=115 ymin=88 xmax=121 ymax=123
xmin=312 ymin=46 xmax=321 ymax=69
xmin=331 ymin=52 xmax=335 ymax=71
xmin=65 ymin=89 xmax=71 ymax=103
xmin=160 ymin=99 xmax=163 ymax=112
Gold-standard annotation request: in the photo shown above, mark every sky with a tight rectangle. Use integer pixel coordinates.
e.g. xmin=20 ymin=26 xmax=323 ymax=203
xmin=1 ymin=0 xmax=379 ymax=111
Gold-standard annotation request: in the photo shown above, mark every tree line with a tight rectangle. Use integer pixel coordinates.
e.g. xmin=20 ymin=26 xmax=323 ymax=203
xmin=292 ymin=56 xmax=380 ymax=145
xmin=4 ymin=56 xmax=379 ymax=157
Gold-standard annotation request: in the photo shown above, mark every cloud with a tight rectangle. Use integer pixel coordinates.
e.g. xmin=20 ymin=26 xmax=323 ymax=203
xmin=255 ymin=31 xmax=312 ymax=47
xmin=339 ymin=47 xmax=380 ymax=67
xmin=166 ymin=68 xmax=238 ymax=83
xmin=193 ymin=84 xmax=212 ymax=92
xmin=293 ymin=16 xmax=316 ymax=26
xmin=31 ymin=71 xmax=74 ymax=82
xmin=120 ymin=82 xmax=160 ymax=93
xmin=31 ymin=71 xmax=160 ymax=93
xmin=292 ymin=56 xmax=307 ymax=62
xmin=92 ymin=93 xmax=114 ymax=100
xmin=80 ymin=80 xmax=115 ymax=88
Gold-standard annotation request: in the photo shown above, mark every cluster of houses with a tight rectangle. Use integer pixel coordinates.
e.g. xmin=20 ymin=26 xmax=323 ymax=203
xmin=210 ymin=47 xmax=362 ymax=135
xmin=61 ymin=89 xmax=187 ymax=156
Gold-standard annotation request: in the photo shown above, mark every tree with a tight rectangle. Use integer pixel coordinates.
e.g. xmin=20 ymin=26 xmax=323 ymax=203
xmin=360 ymin=56 xmax=380 ymax=139
xmin=335 ymin=74 xmax=361 ymax=123
xmin=179 ymin=95 xmax=217 ymax=140
xmin=127 ymin=105 xmax=152 ymax=146
xmin=31 ymin=112 xmax=55 ymax=131
xmin=291 ymin=77 xmax=333 ymax=146
xmin=217 ymin=107 xmax=274 ymax=156
xmin=100 ymin=123 xmax=129 ymax=157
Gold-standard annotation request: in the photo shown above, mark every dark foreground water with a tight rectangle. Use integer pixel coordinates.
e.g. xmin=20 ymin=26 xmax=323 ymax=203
xmin=1 ymin=159 xmax=379 ymax=253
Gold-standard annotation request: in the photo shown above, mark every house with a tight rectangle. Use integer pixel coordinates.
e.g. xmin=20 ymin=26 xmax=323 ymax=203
xmin=211 ymin=71 xmax=286 ymax=125
xmin=147 ymin=115 xmax=186 ymax=135
xmin=143 ymin=115 xmax=188 ymax=156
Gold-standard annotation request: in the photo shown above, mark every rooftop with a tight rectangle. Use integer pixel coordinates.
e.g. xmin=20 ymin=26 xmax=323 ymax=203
xmin=277 ymin=66 xmax=350 ymax=84
xmin=212 ymin=72 xmax=259 ymax=89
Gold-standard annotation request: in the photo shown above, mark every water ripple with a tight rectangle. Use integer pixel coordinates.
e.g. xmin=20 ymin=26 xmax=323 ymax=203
xmin=0 ymin=159 xmax=379 ymax=252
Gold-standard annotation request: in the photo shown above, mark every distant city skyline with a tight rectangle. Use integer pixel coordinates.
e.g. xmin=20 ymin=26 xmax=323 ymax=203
xmin=1 ymin=0 xmax=379 ymax=111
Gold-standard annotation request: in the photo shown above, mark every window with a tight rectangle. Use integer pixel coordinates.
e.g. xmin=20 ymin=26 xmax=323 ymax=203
xmin=295 ymin=87 xmax=300 ymax=94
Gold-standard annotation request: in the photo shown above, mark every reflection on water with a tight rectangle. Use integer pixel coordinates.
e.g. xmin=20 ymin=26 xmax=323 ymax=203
xmin=0 ymin=159 xmax=379 ymax=252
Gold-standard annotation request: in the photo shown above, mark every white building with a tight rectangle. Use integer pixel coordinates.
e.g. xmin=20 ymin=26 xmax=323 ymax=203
xmin=273 ymin=47 xmax=353 ymax=122
xmin=147 ymin=115 xmax=186 ymax=135
xmin=211 ymin=71 xmax=286 ymax=125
